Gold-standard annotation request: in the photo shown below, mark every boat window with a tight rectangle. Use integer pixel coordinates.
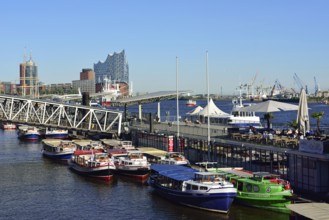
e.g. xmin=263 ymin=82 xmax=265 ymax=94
xmin=253 ymin=185 xmax=260 ymax=192
xmin=192 ymin=185 xmax=198 ymax=190
xmin=237 ymin=182 xmax=243 ymax=191
xmin=238 ymin=182 xmax=243 ymax=191
xmin=200 ymin=186 xmax=208 ymax=191
xmin=186 ymin=184 xmax=191 ymax=190
xmin=246 ymin=184 xmax=252 ymax=192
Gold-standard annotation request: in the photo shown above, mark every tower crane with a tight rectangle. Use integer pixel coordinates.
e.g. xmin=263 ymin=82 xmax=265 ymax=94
xmin=293 ymin=73 xmax=308 ymax=94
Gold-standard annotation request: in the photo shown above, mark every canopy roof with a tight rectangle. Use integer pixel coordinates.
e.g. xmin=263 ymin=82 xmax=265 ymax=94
xmin=237 ymin=100 xmax=299 ymax=113
xmin=186 ymin=106 xmax=203 ymax=115
xmin=196 ymin=98 xmax=229 ymax=116
xmin=151 ymin=164 xmax=198 ymax=181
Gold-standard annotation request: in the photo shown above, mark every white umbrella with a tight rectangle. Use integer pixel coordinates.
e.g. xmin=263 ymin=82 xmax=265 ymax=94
xmin=238 ymin=100 xmax=299 ymax=113
xmin=296 ymin=88 xmax=310 ymax=136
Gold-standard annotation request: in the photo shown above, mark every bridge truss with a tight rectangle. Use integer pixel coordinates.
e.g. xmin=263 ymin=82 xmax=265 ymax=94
xmin=0 ymin=95 xmax=122 ymax=136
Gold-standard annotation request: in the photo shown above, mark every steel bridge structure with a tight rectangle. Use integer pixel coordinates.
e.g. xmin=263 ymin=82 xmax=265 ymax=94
xmin=0 ymin=95 xmax=122 ymax=136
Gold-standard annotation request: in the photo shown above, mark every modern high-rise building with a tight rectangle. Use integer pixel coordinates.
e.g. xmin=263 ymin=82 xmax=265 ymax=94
xmin=94 ymin=50 xmax=129 ymax=83
xmin=18 ymin=54 xmax=39 ymax=97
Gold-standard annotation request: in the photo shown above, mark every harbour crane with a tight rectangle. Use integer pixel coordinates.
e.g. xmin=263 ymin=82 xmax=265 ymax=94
xmin=293 ymin=73 xmax=308 ymax=94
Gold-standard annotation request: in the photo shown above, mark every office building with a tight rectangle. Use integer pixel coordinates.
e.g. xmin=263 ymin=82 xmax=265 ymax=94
xmin=18 ymin=54 xmax=39 ymax=96
xmin=80 ymin=68 xmax=95 ymax=80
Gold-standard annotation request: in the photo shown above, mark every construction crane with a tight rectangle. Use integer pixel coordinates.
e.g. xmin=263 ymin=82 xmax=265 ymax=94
xmin=270 ymin=79 xmax=284 ymax=97
xmin=314 ymin=76 xmax=320 ymax=97
xmin=293 ymin=73 xmax=308 ymax=94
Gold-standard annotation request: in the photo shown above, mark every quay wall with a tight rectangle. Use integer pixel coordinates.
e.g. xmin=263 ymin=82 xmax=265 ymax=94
xmin=129 ymin=123 xmax=329 ymax=196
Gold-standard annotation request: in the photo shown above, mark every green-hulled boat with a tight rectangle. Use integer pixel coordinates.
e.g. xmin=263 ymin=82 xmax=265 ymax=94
xmin=195 ymin=163 xmax=293 ymax=213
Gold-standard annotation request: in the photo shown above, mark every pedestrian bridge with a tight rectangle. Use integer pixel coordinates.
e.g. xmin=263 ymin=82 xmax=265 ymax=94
xmin=0 ymin=95 xmax=122 ymax=136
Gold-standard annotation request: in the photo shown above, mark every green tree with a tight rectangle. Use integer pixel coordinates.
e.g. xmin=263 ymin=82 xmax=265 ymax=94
xmin=287 ymin=119 xmax=298 ymax=130
xmin=263 ymin=113 xmax=274 ymax=130
xmin=311 ymin=111 xmax=324 ymax=135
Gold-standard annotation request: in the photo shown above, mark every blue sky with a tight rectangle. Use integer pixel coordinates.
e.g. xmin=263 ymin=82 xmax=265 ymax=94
xmin=1 ymin=0 xmax=328 ymax=95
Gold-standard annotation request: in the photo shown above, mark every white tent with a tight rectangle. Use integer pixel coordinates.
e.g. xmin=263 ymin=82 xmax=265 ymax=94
xmin=186 ymin=106 xmax=203 ymax=115
xmin=197 ymin=99 xmax=229 ymax=116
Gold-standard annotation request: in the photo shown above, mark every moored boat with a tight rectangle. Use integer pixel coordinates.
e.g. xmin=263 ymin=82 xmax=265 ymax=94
xmin=42 ymin=140 xmax=77 ymax=160
xmin=159 ymin=152 xmax=190 ymax=166
xmin=112 ymin=150 xmax=150 ymax=181
xmin=2 ymin=123 xmax=16 ymax=130
xmin=217 ymin=168 xmax=293 ymax=213
xmin=45 ymin=129 xmax=68 ymax=139
xmin=69 ymin=150 xmax=115 ymax=181
xmin=149 ymin=164 xmax=237 ymax=213
xmin=18 ymin=126 xmax=41 ymax=140
xmin=186 ymin=99 xmax=197 ymax=107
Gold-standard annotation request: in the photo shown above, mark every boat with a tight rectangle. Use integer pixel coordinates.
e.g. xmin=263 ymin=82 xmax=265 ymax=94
xmin=185 ymin=99 xmax=196 ymax=107
xmin=69 ymin=150 xmax=115 ymax=181
xmin=111 ymin=150 xmax=151 ymax=180
xmin=226 ymin=93 xmax=262 ymax=128
xmin=217 ymin=167 xmax=293 ymax=213
xmin=159 ymin=152 xmax=190 ymax=166
xmin=42 ymin=140 xmax=77 ymax=160
xmin=44 ymin=129 xmax=68 ymax=139
xmin=187 ymin=96 xmax=262 ymax=129
xmin=2 ymin=123 xmax=16 ymax=130
xmin=99 ymin=76 xmax=121 ymax=107
xmin=149 ymin=164 xmax=237 ymax=213
xmin=17 ymin=126 xmax=41 ymax=140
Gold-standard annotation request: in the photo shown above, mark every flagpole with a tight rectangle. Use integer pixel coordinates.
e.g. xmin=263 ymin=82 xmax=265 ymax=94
xmin=176 ymin=56 xmax=180 ymax=139
xmin=206 ymin=51 xmax=210 ymax=161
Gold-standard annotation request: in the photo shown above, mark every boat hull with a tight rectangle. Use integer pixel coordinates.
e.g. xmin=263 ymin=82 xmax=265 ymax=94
xmin=234 ymin=195 xmax=292 ymax=213
xmin=114 ymin=166 xmax=150 ymax=180
xmin=45 ymin=134 xmax=68 ymax=139
xmin=42 ymin=151 xmax=73 ymax=160
xmin=19 ymin=134 xmax=40 ymax=140
xmin=149 ymin=179 xmax=235 ymax=213
xmin=69 ymin=162 xmax=113 ymax=181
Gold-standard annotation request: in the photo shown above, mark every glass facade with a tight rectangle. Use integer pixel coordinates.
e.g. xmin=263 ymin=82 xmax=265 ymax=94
xmin=94 ymin=50 xmax=129 ymax=84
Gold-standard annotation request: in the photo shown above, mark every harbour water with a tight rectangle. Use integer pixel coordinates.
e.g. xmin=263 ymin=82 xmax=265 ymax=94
xmin=1 ymin=99 xmax=328 ymax=220
xmin=0 ymin=130 xmax=290 ymax=220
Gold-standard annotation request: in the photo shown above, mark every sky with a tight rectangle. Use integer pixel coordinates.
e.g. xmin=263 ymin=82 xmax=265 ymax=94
xmin=1 ymin=0 xmax=329 ymax=96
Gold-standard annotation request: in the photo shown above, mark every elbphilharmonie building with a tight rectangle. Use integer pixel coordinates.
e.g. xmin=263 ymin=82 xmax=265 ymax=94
xmin=94 ymin=50 xmax=129 ymax=83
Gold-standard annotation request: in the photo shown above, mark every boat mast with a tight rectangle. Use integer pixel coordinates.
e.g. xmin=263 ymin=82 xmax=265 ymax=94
xmin=206 ymin=51 xmax=210 ymax=160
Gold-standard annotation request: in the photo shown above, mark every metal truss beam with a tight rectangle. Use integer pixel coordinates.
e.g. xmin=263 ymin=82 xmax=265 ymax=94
xmin=0 ymin=95 xmax=122 ymax=136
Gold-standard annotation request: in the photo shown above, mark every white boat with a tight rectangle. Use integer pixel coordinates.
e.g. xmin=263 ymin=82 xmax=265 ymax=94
xmin=42 ymin=140 xmax=77 ymax=160
xmin=186 ymin=99 xmax=196 ymax=107
xmin=159 ymin=152 xmax=190 ymax=166
xmin=69 ymin=150 xmax=115 ymax=181
xmin=112 ymin=150 xmax=151 ymax=181
xmin=99 ymin=76 xmax=121 ymax=107
xmin=2 ymin=123 xmax=16 ymax=130
xmin=45 ymin=129 xmax=68 ymax=139
xmin=149 ymin=164 xmax=237 ymax=213
xmin=17 ymin=126 xmax=41 ymax=140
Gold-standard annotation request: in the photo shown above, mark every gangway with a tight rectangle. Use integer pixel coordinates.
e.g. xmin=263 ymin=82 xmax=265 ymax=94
xmin=0 ymin=94 xmax=122 ymax=136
